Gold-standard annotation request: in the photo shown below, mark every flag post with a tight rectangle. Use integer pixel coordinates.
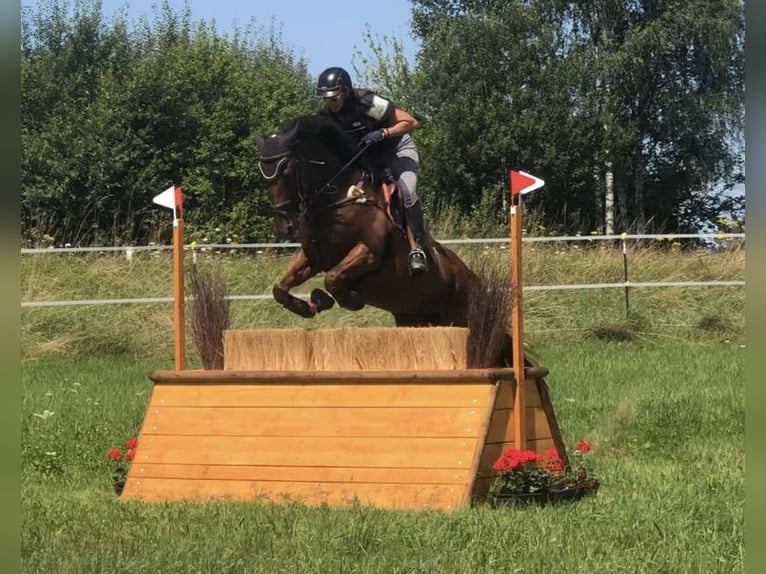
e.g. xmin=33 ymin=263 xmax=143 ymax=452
xmin=153 ymin=185 xmax=185 ymax=370
xmin=172 ymin=212 xmax=185 ymax=370
xmin=508 ymin=170 xmax=545 ymax=451
xmin=509 ymin=192 xmax=526 ymax=450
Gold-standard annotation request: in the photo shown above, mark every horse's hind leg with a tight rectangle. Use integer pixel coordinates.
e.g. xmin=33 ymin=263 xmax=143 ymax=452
xmin=324 ymin=242 xmax=380 ymax=311
xmin=273 ymin=249 xmax=331 ymax=318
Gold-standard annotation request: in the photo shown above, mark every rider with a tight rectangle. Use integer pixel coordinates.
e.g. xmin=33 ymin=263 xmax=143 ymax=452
xmin=315 ymin=66 xmax=428 ymax=275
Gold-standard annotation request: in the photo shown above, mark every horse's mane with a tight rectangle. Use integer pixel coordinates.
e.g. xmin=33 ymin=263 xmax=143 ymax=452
xmin=283 ymin=114 xmax=359 ymax=165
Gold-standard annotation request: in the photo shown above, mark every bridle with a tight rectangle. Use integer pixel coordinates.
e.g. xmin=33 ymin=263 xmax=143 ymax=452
xmin=258 ymin=143 xmax=371 ymax=216
xmin=258 ymin=150 xmax=301 ymax=216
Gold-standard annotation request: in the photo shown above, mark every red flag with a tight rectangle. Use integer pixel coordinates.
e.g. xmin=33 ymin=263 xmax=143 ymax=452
xmin=509 ymin=170 xmax=545 ymax=196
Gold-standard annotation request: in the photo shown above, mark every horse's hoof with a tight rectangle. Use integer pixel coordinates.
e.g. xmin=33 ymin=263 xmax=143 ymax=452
xmin=343 ymin=291 xmax=364 ymax=311
xmin=310 ymin=289 xmax=335 ymax=312
xmin=334 ymin=290 xmax=364 ymax=311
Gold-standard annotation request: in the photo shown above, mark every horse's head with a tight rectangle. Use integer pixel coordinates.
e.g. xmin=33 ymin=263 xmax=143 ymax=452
xmin=253 ymin=126 xmax=301 ymax=238
xmin=254 ymin=115 xmax=361 ymax=239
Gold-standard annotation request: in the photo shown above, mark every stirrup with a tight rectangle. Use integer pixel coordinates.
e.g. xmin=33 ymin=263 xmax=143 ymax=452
xmin=408 ymin=247 xmax=428 ymax=275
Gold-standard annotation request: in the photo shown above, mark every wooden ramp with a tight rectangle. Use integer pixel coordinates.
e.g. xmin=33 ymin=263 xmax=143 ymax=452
xmin=122 ymin=328 xmax=565 ymax=509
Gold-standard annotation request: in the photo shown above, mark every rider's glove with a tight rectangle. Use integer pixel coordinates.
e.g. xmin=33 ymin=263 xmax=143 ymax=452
xmin=359 ymin=129 xmax=386 ymax=148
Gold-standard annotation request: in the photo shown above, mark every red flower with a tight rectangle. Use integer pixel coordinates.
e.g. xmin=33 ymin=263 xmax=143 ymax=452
xmin=493 ymin=448 xmax=545 ymax=472
xmin=575 ymin=440 xmax=591 ymax=453
xmin=125 ymin=437 xmax=138 ymax=450
xmin=107 ymin=447 xmax=121 ymax=460
xmin=126 ymin=448 xmax=135 ymax=461
xmin=491 ymin=441 xmax=598 ymax=499
xmin=542 ymin=448 xmax=563 ymax=472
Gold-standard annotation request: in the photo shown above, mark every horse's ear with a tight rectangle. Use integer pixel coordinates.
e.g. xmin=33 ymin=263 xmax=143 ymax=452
xmin=252 ymin=130 xmax=265 ymax=149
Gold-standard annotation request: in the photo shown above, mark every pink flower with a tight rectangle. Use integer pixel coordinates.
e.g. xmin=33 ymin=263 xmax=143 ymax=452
xmin=125 ymin=437 xmax=138 ymax=450
xmin=126 ymin=448 xmax=135 ymax=461
xmin=107 ymin=448 xmax=121 ymax=460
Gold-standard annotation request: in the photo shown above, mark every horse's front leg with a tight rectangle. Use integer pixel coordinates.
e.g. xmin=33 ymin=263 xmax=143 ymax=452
xmin=272 ymin=249 xmax=332 ymax=318
xmin=323 ymin=242 xmax=380 ymax=311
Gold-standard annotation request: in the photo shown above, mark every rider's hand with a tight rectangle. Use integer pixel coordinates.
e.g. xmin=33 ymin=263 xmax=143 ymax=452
xmin=359 ymin=129 xmax=386 ymax=148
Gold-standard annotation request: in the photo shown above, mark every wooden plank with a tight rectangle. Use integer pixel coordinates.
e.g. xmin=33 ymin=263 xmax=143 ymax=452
xmin=485 ymin=407 xmax=553 ymax=444
xmin=133 ymin=435 xmax=477 ymax=468
xmin=122 ymin=478 xmax=465 ymax=509
xmin=128 ymin=464 xmax=470 ymax=485
xmin=148 ymin=383 xmax=493 ymax=408
xmin=470 ymin=476 xmax=492 ymax=501
xmin=495 ymin=378 xmax=543 ymax=409
xmin=463 ymin=381 xmax=499 ymax=506
xmin=537 ymin=375 xmax=570 ymax=467
xmin=149 ymin=368 xmax=548 ymax=384
xmin=141 ymin=406 xmax=485 ymax=438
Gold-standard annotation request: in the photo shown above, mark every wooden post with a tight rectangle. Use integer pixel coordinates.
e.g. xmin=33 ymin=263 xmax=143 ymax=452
xmin=173 ymin=215 xmax=185 ymax=370
xmin=152 ymin=184 xmax=186 ymax=370
xmin=509 ymin=195 xmax=526 ymax=451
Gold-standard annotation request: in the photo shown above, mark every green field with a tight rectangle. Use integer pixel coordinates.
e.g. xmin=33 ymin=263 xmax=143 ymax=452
xmin=21 ymin=245 xmax=745 ymax=573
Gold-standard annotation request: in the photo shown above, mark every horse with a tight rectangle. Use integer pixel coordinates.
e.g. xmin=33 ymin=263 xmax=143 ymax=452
xmin=253 ymin=113 xmax=480 ymax=328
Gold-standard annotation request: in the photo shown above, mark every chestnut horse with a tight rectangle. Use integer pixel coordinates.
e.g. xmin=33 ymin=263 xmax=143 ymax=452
xmin=253 ymin=114 xmax=479 ymax=327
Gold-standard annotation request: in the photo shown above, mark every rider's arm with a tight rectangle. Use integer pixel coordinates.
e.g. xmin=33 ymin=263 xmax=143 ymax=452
xmin=381 ymin=107 xmax=419 ymax=139
xmin=359 ymin=91 xmax=419 ymax=139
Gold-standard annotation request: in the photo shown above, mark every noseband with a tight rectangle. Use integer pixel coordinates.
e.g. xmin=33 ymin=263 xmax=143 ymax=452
xmin=258 ymin=137 xmax=370 ymax=216
xmin=258 ymin=150 xmax=303 ymax=215
xmin=259 ymin=152 xmax=342 ymax=215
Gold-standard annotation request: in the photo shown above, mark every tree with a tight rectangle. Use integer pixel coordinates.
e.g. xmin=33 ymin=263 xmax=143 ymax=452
xmin=402 ymin=0 xmax=744 ymax=233
xmin=21 ymin=0 xmax=315 ymax=245
xmin=555 ymin=0 xmax=745 ymax=232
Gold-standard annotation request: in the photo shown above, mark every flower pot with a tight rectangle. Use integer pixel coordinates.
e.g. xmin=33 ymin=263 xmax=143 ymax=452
xmin=491 ymin=480 xmax=599 ymax=508
xmin=491 ymin=491 xmax=547 ymax=507
xmin=114 ymin=481 xmax=125 ymax=496
xmin=548 ymin=479 xmax=599 ymax=503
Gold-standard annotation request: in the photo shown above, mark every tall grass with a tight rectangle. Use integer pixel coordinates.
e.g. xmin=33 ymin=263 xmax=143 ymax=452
xmin=21 ymin=242 xmax=745 ymax=361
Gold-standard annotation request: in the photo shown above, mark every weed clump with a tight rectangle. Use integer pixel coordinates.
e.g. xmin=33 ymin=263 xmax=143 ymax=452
xmin=698 ymin=311 xmax=740 ymax=337
xmin=466 ymin=260 xmax=511 ymax=368
xmin=588 ymin=314 xmax=647 ymax=342
xmin=189 ymin=264 xmax=230 ymax=369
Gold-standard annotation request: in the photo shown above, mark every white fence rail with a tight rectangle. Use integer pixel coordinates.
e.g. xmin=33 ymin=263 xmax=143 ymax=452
xmin=20 ymin=232 xmax=745 ymax=255
xmin=21 ymin=232 xmax=744 ymax=309
xmin=19 ymin=281 xmax=746 ymax=309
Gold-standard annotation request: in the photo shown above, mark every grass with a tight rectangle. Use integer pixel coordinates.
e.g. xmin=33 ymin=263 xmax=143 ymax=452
xmin=21 ymin=243 xmax=745 ymax=572
xmin=22 ymin=342 xmax=744 ymax=573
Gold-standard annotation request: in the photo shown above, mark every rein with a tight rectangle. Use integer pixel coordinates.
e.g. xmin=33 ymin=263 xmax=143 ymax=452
xmin=314 ymin=143 xmax=371 ymax=197
xmin=262 ymin=143 xmax=372 ymax=215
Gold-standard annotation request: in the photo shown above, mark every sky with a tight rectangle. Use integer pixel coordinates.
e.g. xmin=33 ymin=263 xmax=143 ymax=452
xmin=21 ymin=0 xmax=420 ymax=79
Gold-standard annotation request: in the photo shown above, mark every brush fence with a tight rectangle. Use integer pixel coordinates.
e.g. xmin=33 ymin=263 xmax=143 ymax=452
xmin=122 ymin=327 xmax=565 ymax=510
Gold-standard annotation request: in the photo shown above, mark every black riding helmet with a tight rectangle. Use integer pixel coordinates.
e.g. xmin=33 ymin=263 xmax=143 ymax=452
xmin=316 ymin=67 xmax=352 ymax=99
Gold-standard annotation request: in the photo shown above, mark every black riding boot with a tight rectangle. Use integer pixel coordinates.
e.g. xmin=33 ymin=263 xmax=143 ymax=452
xmin=405 ymin=202 xmax=429 ymax=275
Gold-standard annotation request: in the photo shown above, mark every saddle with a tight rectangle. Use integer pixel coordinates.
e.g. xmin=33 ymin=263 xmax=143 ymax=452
xmin=345 ymin=170 xmax=406 ymax=235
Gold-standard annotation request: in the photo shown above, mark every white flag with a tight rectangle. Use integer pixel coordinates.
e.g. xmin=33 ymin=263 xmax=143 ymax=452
xmin=152 ymin=185 xmax=183 ymax=220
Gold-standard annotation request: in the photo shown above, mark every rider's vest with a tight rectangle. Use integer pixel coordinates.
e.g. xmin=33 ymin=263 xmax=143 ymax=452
xmin=320 ymin=88 xmax=399 ymax=154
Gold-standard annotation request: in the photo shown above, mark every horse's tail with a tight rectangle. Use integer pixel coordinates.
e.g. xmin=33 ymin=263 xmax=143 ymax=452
xmin=430 ymin=241 xmax=480 ymax=283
